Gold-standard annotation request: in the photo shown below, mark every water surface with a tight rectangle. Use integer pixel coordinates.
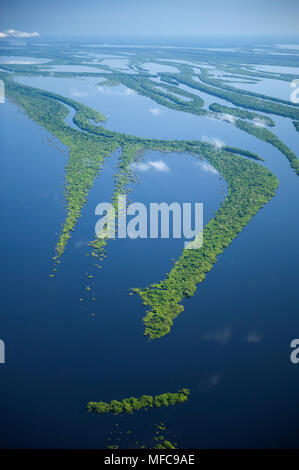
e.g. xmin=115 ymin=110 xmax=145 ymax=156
xmin=1 ymin=64 xmax=299 ymax=449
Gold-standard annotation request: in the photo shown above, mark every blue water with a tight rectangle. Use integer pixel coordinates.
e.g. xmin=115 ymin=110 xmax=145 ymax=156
xmin=0 ymin=56 xmax=49 ymax=64
xmin=0 ymin=65 xmax=299 ymax=449
xmin=141 ymin=62 xmax=180 ymax=74
xmin=226 ymin=76 xmax=294 ymax=102
xmin=40 ymin=65 xmax=108 ymax=73
xmin=254 ymin=64 xmax=299 ymax=75
xmin=208 ymin=68 xmax=295 ymax=102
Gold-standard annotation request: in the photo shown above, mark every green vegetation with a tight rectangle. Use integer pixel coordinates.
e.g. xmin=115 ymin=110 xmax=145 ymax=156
xmin=198 ymin=68 xmax=299 ymax=108
xmin=152 ymin=422 xmax=178 ymax=449
xmin=88 ymin=143 xmax=144 ymax=258
xmin=105 ymin=421 xmax=179 ymax=449
xmin=208 ymin=106 xmax=298 ymax=174
xmin=2 ymin=47 xmax=298 ymax=449
xmin=86 ymin=388 xmax=190 ymax=415
xmin=213 ymin=63 xmax=299 ymax=83
xmin=2 ymin=74 xmax=119 ymax=262
xmin=234 ymin=119 xmax=299 ymax=176
xmin=134 ymin=150 xmax=278 ymax=339
xmin=223 ymin=146 xmax=264 ymax=161
xmin=209 ymin=102 xmax=275 ymax=126
xmin=91 ymin=72 xmax=298 ymax=175
xmin=154 ymin=440 xmax=177 ymax=449
xmin=163 ymin=72 xmax=299 ymax=121
xmin=2 ymin=72 xmax=280 ymax=338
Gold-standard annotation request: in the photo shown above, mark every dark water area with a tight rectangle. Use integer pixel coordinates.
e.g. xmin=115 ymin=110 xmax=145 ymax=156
xmin=0 ymin=69 xmax=299 ymax=449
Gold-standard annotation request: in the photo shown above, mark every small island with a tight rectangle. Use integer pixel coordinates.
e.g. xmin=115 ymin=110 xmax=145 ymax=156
xmin=86 ymin=388 xmax=190 ymax=415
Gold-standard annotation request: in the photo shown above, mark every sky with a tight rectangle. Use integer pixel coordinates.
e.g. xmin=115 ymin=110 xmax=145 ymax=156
xmin=0 ymin=0 xmax=299 ymax=38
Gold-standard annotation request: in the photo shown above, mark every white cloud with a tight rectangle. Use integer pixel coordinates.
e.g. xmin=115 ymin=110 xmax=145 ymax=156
xmin=246 ymin=332 xmax=263 ymax=343
xmin=277 ymin=44 xmax=299 ymax=50
xmin=0 ymin=29 xmax=39 ymax=38
xmin=202 ymin=135 xmax=226 ymax=149
xmin=201 ymin=161 xmax=218 ymax=174
xmin=200 ymin=373 xmax=222 ymax=390
xmin=253 ymin=117 xmax=267 ymax=128
xmin=149 ymin=161 xmax=169 ymax=172
xmin=97 ymin=85 xmax=118 ymax=95
xmin=1 ymin=59 xmax=37 ymax=64
xmin=202 ymin=328 xmax=231 ymax=344
xmin=217 ymin=113 xmax=236 ymax=125
xmin=130 ymin=162 xmax=150 ymax=172
xmin=213 ymin=138 xmax=225 ymax=149
xmin=131 ymin=160 xmax=170 ymax=173
xmin=70 ymin=88 xmax=88 ymax=97
xmin=195 ymin=160 xmax=218 ymax=175
xmin=207 ymin=373 xmax=222 ymax=388
xmin=74 ymin=240 xmax=88 ymax=249
xmin=96 ymin=85 xmax=137 ymax=96
xmin=149 ymin=107 xmax=161 ymax=116
xmin=124 ymin=87 xmax=137 ymax=95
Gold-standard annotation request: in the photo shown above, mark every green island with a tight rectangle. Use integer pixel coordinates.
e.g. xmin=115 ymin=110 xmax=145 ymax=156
xmin=83 ymin=70 xmax=299 ymax=175
xmin=1 ymin=74 xmax=119 ymax=261
xmin=198 ymin=67 xmax=299 ymax=109
xmin=150 ymin=422 xmax=178 ymax=449
xmin=105 ymin=421 xmax=178 ymax=449
xmin=209 ymin=102 xmax=275 ymax=127
xmin=86 ymin=388 xmax=190 ymax=415
xmin=2 ymin=71 xmax=279 ymax=339
xmin=3 ymin=51 xmax=298 ymax=178
xmin=153 ymin=440 xmax=177 ymax=449
xmin=134 ymin=149 xmax=278 ymax=339
xmin=160 ymin=72 xmax=299 ymax=121
xmin=0 ymin=20 xmax=298 ymax=450
xmin=234 ymin=118 xmax=299 ymax=176
xmin=222 ymin=145 xmax=264 ymax=161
